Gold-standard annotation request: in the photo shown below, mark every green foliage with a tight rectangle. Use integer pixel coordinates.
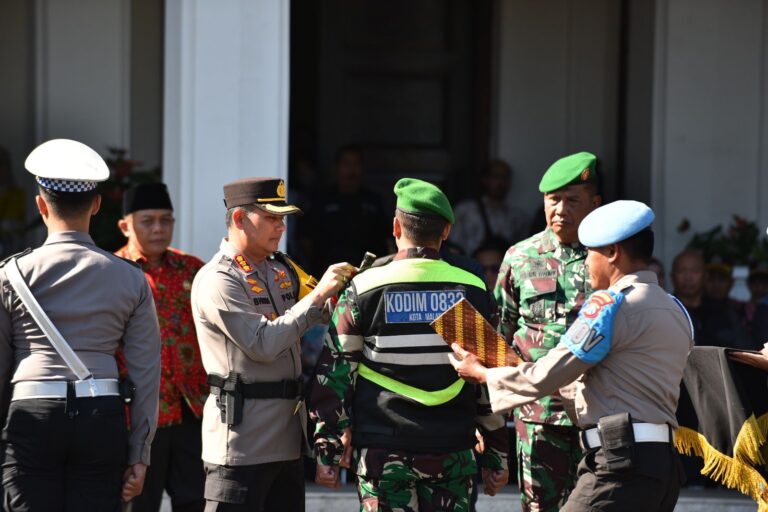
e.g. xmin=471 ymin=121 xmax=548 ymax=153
xmin=686 ymin=215 xmax=768 ymax=265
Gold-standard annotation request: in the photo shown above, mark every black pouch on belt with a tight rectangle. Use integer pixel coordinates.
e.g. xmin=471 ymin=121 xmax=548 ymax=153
xmin=119 ymin=377 xmax=136 ymax=405
xmin=596 ymin=412 xmax=635 ymax=471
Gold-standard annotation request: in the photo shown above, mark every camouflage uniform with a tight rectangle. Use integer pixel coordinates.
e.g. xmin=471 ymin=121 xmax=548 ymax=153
xmin=494 ymin=228 xmax=590 ymax=512
xmin=355 ymin=448 xmax=476 ymax=512
xmin=311 ymin=250 xmax=509 ymax=511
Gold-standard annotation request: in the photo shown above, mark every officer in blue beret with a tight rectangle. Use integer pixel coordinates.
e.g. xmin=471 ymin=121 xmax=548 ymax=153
xmin=451 ymin=200 xmax=694 ymax=511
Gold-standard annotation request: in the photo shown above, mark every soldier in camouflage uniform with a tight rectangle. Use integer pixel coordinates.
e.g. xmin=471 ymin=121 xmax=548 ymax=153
xmin=494 ymin=152 xmax=602 ymax=512
xmin=310 ymin=178 xmax=509 ymax=511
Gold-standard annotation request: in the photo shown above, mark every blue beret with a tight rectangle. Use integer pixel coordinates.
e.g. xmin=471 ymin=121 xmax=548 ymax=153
xmin=578 ymin=200 xmax=655 ymax=247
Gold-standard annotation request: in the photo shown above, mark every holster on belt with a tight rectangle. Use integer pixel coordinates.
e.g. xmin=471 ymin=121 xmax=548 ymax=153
xmin=210 ymin=371 xmax=243 ymax=427
xmin=208 ymin=372 xmax=305 ymax=427
xmin=597 ymin=412 xmax=635 ymax=471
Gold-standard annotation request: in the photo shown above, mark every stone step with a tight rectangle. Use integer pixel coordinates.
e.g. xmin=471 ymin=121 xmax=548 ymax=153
xmin=303 ymin=487 xmax=757 ymax=512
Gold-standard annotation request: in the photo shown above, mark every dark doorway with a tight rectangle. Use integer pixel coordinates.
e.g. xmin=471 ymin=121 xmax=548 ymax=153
xmin=289 ymin=0 xmax=492 ymax=210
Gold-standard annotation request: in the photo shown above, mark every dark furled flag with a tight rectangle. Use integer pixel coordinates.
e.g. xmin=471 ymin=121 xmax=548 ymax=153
xmin=675 ymin=346 xmax=768 ymax=509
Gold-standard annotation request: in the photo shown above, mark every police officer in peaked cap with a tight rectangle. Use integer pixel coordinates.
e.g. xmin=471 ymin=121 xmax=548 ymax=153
xmin=0 ymin=139 xmax=162 ymax=510
xmin=190 ymin=177 xmax=355 ymax=511
xmin=451 ymin=200 xmax=693 ymax=511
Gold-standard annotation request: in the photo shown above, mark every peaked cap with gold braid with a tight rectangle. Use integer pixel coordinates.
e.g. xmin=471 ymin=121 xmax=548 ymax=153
xmin=223 ymin=177 xmax=301 ymax=215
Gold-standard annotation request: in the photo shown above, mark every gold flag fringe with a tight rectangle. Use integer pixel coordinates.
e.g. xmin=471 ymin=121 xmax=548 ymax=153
xmin=674 ymin=413 xmax=768 ymax=510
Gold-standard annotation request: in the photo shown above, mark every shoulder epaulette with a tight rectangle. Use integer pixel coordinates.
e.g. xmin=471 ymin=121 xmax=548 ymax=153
xmin=269 ymin=251 xmax=296 ymax=276
xmin=215 ymin=254 xmax=235 ymax=271
xmin=0 ymin=248 xmax=32 ymax=268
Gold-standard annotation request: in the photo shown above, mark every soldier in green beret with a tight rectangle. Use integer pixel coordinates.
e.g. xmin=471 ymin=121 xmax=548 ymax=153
xmin=310 ymin=178 xmax=510 ymax=511
xmin=495 ymin=152 xmax=602 ymax=512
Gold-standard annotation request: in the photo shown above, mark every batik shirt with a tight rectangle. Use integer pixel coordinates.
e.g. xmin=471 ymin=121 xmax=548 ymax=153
xmin=116 ymin=245 xmax=208 ymax=427
xmin=493 ymin=228 xmax=590 ymax=425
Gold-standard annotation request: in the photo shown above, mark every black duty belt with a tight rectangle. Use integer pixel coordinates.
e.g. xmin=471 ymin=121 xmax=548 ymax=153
xmin=207 ymin=374 xmax=304 ymax=399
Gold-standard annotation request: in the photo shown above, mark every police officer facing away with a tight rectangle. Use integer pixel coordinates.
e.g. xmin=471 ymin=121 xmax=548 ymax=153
xmin=450 ymin=200 xmax=693 ymax=511
xmin=0 ymin=139 xmax=162 ymax=510
xmin=310 ymin=178 xmax=509 ymax=511
xmin=191 ymin=178 xmax=354 ymax=511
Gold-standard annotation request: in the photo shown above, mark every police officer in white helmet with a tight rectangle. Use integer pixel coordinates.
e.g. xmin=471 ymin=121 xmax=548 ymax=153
xmin=0 ymin=139 xmax=161 ymax=510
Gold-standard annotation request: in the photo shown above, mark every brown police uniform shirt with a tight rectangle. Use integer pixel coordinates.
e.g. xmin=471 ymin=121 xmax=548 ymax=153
xmin=0 ymin=231 xmax=162 ymax=464
xmin=191 ymin=239 xmax=328 ymax=466
xmin=486 ymin=271 xmax=694 ymax=428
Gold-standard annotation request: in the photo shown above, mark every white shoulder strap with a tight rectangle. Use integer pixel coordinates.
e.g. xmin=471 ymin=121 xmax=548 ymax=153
xmin=5 ymin=257 xmax=93 ymax=382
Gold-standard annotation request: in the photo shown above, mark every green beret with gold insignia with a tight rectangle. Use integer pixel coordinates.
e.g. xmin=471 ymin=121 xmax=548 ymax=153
xmin=538 ymin=151 xmax=598 ymax=193
xmin=394 ymin=178 xmax=455 ymax=224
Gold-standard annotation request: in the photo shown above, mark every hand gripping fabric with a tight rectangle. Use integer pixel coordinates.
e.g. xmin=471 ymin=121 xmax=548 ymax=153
xmin=561 ymin=290 xmax=625 ymax=364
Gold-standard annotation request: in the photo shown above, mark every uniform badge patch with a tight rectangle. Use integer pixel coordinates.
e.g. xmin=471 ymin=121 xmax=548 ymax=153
xmin=234 ymin=255 xmax=253 ymax=273
xmin=384 ymin=290 xmax=465 ymax=323
xmin=279 ymin=280 xmax=293 ymax=289
xmin=561 ymin=289 xmax=624 ymax=364
xmin=246 ymin=278 xmax=264 ymax=293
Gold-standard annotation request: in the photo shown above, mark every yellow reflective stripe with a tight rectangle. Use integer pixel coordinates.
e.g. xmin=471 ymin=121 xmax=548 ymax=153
xmin=357 ymin=363 xmax=465 ymax=407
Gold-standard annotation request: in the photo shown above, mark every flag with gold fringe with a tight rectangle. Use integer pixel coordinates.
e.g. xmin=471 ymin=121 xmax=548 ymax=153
xmin=675 ymin=346 xmax=768 ymax=510
xmin=430 ymin=297 xmax=521 ymax=368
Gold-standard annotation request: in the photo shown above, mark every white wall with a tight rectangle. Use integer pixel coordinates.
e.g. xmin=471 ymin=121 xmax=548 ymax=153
xmin=494 ymin=0 xmax=621 ymax=217
xmin=652 ymin=0 xmax=768 ymax=265
xmin=163 ymin=0 xmax=291 ymax=260
xmin=34 ymin=0 xmax=131 ymax=152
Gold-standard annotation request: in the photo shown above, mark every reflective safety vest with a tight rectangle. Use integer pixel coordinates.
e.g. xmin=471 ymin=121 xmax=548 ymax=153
xmin=350 ymin=256 xmax=493 ymax=453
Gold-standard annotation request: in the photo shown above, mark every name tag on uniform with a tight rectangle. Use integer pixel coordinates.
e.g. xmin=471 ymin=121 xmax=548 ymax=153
xmin=384 ymin=290 xmax=466 ymax=323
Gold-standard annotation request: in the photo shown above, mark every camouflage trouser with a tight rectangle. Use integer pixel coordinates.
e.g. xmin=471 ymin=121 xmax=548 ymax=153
xmin=516 ymin=421 xmax=581 ymax=512
xmin=354 ymin=447 xmax=476 ymax=512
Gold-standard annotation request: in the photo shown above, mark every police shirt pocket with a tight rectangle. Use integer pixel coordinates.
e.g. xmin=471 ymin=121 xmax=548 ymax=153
xmin=204 ymin=471 xmax=248 ymax=504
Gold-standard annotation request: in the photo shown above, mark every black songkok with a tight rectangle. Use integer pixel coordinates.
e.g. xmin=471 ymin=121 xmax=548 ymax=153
xmin=123 ymin=183 xmax=173 ymax=216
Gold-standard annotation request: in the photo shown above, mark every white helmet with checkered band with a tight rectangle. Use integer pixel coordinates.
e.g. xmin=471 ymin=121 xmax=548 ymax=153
xmin=25 ymin=139 xmax=109 ymax=193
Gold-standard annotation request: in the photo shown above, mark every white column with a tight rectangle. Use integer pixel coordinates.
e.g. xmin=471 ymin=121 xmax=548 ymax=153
xmin=163 ymin=0 xmax=291 ymax=260
xmin=34 ymin=0 xmax=131 ymax=150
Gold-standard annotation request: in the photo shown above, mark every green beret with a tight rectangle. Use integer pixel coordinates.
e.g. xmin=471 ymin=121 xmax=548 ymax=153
xmin=538 ymin=151 xmax=597 ymax=193
xmin=394 ymin=178 xmax=455 ymax=224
